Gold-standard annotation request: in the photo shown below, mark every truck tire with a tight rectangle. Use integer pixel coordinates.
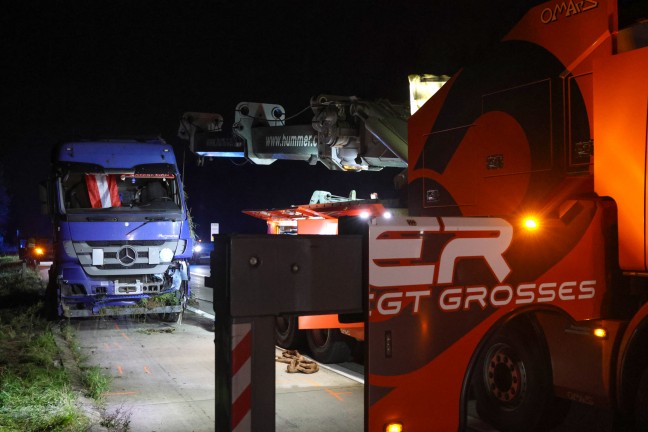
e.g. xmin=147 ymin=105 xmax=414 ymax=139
xmin=44 ymin=278 xmax=60 ymax=320
xmin=275 ymin=315 xmax=305 ymax=349
xmin=636 ymin=367 xmax=648 ymax=431
xmin=158 ymin=312 xmax=181 ymax=322
xmin=306 ymin=328 xmax=353 ymax=364
xmin=473 ymin=326 xmax=555 ymax=432
xmin=158 ymin=281 xmax=187 ymax=323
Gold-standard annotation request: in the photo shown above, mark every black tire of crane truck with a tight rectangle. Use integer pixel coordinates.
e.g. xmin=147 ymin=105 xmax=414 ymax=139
xmin=636 ymin=367 xmax=648 ymax=431
xmin=306 ymin=328 xmax=353 ymax=364
xmin=473 ymin=325 xmax=563 ymax=432
xmin=275 ymin=315 xmax=306 ymax=349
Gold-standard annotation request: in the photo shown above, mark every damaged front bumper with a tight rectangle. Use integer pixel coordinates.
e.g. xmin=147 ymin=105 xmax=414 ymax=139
xmin=62 ymin=302 xmax=183 ymax=318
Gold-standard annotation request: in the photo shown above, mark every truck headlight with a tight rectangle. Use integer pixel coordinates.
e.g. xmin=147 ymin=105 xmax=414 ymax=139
xmin=159 ymin=248 xmax=174 ymax=262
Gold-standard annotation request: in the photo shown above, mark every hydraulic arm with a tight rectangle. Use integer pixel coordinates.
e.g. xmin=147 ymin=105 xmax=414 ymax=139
xmin=178 ymin=95 xmax=409 ymax=172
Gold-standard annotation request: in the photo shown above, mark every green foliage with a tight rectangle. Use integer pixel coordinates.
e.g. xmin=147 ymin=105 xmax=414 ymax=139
xmin=157 ymin=292 xmax=181 ymax=306
xmin=0 ymin=304 xmax=90 ymax=431
xmin=0 ymin=371 xmax=87 ymax=431
xmin=0 ymin=265 xmax=43 ymax=308
xmin=0 ymin=267 xmax=98 ymax=431
xmin=141 ymin=291 xmax=180 ymax=308
xmin=81 ymin=365 xmax=111 ymax=400
xmin=0 ymin=255 xmax=19 ymax=263
xmin=184 ymin=188 xmax=197 ymax=240
xmin=60 ymin=322 xmax=76 ymax=346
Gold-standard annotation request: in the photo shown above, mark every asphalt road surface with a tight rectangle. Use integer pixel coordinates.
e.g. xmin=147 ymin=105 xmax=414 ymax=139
xmin=38 ymin=262 xmax=615 ymax=431
xmin=188 ymin=264 xmax=214 ymax=319
xmin=186 ymin=263 xmax=614 ymax=432
xmin=71 ymin=313 xmax=216 ymax=431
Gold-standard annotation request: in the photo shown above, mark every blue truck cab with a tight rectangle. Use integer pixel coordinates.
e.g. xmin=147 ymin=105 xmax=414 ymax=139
xmin=44 ymin=138 xmax=193 ymax=319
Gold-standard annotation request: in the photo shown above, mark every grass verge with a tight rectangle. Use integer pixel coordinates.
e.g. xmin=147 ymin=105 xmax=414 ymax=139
xmin=0 ymin=259 xmax=114 ymax=431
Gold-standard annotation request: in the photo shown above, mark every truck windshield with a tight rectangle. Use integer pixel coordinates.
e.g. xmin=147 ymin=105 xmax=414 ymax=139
xmin=60 ymin=168 xmax=182 ymax=214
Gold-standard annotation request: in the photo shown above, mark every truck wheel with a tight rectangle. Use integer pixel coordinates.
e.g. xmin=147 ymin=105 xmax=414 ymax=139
xmin=158 ymin=282 xmax=187 ymax=323
xmin=158 ymin=312 xmax=180 ymax=322
xmin=306 ymin=328 xmax=353 ymax=364
xmin=275 ymin=315 xmax=305 ymax=349
xmin=44 ymin=278 xmax=60 ymax=320
xmin=473 ymin=327 xmax=553 ymax=432
xmin=636 ymin=367 xmax=648 ymax=431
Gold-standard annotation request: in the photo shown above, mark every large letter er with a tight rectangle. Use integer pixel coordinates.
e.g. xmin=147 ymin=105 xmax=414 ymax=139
xmin=437 ymin=217 xmax=513 ymax=284
xmin=369 ymin=218 xmax=440 ymax=288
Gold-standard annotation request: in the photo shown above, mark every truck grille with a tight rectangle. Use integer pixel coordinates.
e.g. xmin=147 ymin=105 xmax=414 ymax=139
xmin=71 ymin=240 xmax=179 ymax=276
xmin=97 ymin=263 xmax=156 ymax=270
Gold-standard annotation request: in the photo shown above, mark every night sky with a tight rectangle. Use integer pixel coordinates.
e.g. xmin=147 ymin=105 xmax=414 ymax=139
xmin=1 ymin=0 xmax=577 ymax=242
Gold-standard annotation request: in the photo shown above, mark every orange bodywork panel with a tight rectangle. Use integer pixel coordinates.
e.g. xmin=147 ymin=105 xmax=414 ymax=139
xmin=243 ymin=201 xmax=386 ymax=223
xmin=297 ymin=219 xmax=338 ymax=235
xmin=298 ymin=315 xmax=364 ymax=341
xmin=367 ymin=201 xmax=612 ymax=431
xmin=244 ymin=201 xmax=387 ymax=234
xmin=594 ymin=46 xmax=648 ymax=271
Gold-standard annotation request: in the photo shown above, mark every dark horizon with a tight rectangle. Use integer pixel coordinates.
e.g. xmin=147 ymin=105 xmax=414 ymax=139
xmin=2 ymin=0 xmax=643 ymax=243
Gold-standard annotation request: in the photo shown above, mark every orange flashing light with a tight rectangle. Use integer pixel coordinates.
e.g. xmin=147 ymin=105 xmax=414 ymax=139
xmin=593 ymin=328 xmax=607 ymax=339
xmin=385 ymin=422 xmax=403 ymax=432
xmin=522 ymin=217 xmax=539 ymax=231
xmin=34 ymin=247 xmax=45 ymax=256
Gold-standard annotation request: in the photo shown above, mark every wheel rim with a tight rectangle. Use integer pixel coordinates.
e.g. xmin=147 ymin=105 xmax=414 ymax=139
xmin=483 ymin=342 xmax=527 ymax=408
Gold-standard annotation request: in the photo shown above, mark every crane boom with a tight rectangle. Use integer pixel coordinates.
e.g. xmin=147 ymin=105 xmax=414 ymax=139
xmin=179 ymin=94 xmax=410 ymax=171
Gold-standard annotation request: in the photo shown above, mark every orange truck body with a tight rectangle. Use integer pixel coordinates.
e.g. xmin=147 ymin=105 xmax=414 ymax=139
xmin=366 ymin=0 xmax=648 ymax=430
xmin=217 ymin=1 xmax=647 ymax=430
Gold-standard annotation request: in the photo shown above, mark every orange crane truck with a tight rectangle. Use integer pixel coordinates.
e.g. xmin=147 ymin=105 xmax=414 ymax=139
xmin=181 ymin=0 xmax=648 ymax=430
xmin=242 ymin=190 xmax=400 ymax=364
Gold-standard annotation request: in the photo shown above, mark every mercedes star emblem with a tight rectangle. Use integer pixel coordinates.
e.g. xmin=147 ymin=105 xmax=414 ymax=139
xmin=117 ymin=246 xmax=137 ymax=266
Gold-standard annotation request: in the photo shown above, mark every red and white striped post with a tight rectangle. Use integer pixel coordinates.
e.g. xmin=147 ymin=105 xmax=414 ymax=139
xmin=216 ymin=316 xmax=275 ymax=432
xmin=231 ymin=322 xmax=252 ymax=432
